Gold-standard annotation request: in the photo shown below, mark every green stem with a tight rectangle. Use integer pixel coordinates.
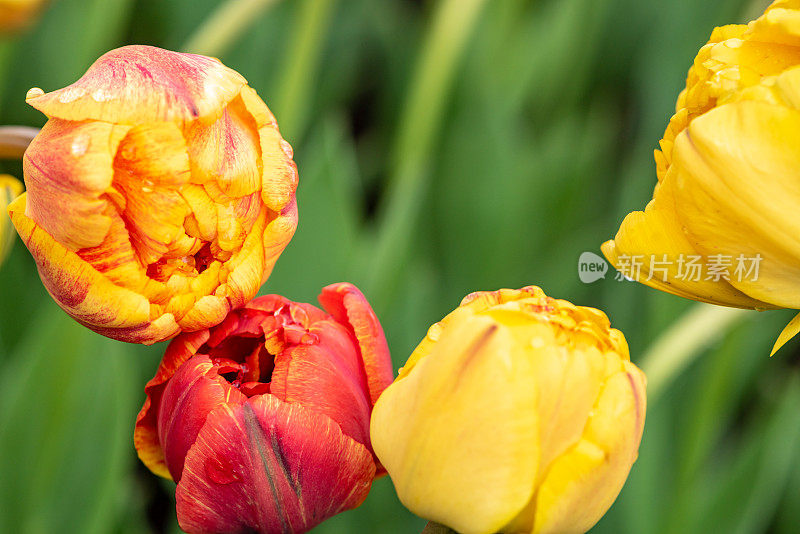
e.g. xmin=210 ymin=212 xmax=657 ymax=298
xmin=182 ymin=0 xmax=281 ymax=57
xmin=639 ymin=304 xmax=749 ymax=401
xmin=362 ymin=0 xmax=489 ymax=310
xmin=421 ymin=522 xmax=457 ymax=534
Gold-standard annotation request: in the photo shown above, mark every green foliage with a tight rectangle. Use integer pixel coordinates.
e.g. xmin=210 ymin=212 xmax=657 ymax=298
xmin=2 ymin=0 xmax=798 ymax=532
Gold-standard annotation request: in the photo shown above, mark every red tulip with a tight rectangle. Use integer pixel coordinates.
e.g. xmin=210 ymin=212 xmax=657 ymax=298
xmin=134 ymin=283 xmax=394 ymax=534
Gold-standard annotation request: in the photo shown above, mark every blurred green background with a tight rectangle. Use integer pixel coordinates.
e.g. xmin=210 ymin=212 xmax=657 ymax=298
xmin=2 ymin=0 xmax=799 ymax=532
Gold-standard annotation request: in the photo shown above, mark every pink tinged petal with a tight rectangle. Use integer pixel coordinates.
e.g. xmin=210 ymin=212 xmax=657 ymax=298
xmin=23 ymin=118 xmax=127 ymax=250
xmin=157 ymin=355 xmax=246 ymax=480
xmin=186 ymin=98 xmax=262 ymax=199
xmin=270 ymin=341 xmax=373 ymax=449
xmin=318 ymin=283 xmax=394 ymax=404
xmin=26 ymin=45 xmax=247 ymax=125
xmin=176 ymin=395 xmax=375 ymax=534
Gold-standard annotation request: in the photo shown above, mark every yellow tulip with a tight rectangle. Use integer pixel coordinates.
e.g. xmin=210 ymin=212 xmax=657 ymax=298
xmin=371 ymin=286 xmax=646 ymax=534
xmin=602 ymin=0 xmax=800 ymax=352
xmin=8 ymin=45 xmax=298 ymax=344
xmin=0 ymin=174 xmax=22 ymax=267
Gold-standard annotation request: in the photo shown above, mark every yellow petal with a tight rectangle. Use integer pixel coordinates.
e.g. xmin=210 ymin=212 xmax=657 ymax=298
xmin=0 ymin=174 xmax=23 ymax=265
xmin=601 ymin=168 xmax=771 ymax=309
xmin=371 ymin=314 xmax=539 ymax=534
xmin=670 ymin=100 xmax=800 ymax=308
xmin=772 ymin=311 xmax=800 ymax=355
xmin=8 ymin=194 xmax=181 ymax=343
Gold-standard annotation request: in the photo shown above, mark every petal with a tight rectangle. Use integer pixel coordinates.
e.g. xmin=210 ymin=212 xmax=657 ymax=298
xmin=258 ymin=123 xmax=297 ymax=213
xmin=318 ymin=283 xmax=394 ymax=404
xmin=270 ymin=339 xmax=373 ymax=449
xmin=112 ymin=121 xmax=192 ymax=264
xmin=26 ymin=45 xmax=246 ymax=125
xmin=176 ymin=395 xmax=375 ymax=534
xmin=23 ymin=118 xmax=128 ymax=250
xmin=671 ymin=100 xmax=800 ymax=307
xmin=370 ymin=314 xmax=538 ymax=534
xmin=186 ymin=97 xmax=262 ymax=199
xmin=772 ymin=311 xmax=800 ymax=355
xmin=157 ymin=355 xmax=246 ymax=480
xmin=135 ymin=330 xmax=211 ymax=479
xmin=601 ymin=164 xmax=773 ymax=309
xmin=260 ymin=198 xmax=298 ymax=285
xmin=8 ymin=194 xmax=181 ymax=344
xmin=530 ymin=366 xmax=645 ymax=534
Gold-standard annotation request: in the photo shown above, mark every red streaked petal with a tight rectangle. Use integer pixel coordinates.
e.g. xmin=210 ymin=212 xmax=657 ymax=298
xmin=270 ymin=341 xmax=372 ymax=449
xmin=26 ymin=45 xmax=246 ymax=125
xmin=134 ymin=330 xmax=210 ymax=479
xmin=175 ymin=395 xmax=375 ymax=534
xmin=318 ymin=283 xmax=394 ymax=404
xmin=158 ymin=355 xmax=246 ymax=481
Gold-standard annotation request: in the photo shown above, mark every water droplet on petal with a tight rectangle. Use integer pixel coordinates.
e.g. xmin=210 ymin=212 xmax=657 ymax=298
xmin=205 ymin=455 xmax=240 ymax=485
xmin=71 ymin=134 xmax=90 ymax=156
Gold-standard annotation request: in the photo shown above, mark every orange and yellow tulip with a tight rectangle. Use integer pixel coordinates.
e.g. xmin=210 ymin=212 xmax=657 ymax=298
xmin=602 ymin=0 xmax=800 ymax=351
xmin=8 ymin=45 xmax=298 ymax=344
xmin=371 ymin=286 xmax=646 ymax=534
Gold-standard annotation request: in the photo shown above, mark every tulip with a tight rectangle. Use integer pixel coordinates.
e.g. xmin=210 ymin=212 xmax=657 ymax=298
xmin=134 ymin=283 xmax=394 ymax=534
xmin=0 ymin=0 xmax=47 ymax=33
xmin=601 ymin=1 xmax=800 ymax=351
xmin=0 ymin=174 xmax=22 ymax=267
xmin=371 ymin=286 xmax=646 ymax=534
xmin=7 ymin=45 xmax=298 ymax=344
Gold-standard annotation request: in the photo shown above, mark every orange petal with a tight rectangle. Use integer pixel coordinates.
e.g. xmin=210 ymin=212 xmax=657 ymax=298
xmin=186 ymin=98 xmax=262 ymax=199
xmin=258 ymin=124 xmax=298 ymax=213
xmin=23 ymin=118 xmax=128 ymax=250
xmin=8 ymin=194 xmax=181 ymax=343
xmin=26 ymin=45 xmax=246 ymax=125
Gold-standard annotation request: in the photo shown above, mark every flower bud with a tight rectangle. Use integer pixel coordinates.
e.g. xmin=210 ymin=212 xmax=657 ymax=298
xmin=8 ymin=45 xmax=298 ymax=344
xmin=0 ymin=174 xmax=22 ymax=267
xmin=370 ymin=286 xmax=646 ymax=534
xmin=134 ymin=283 xmax=393 ymax=534
xmin=602 ymin=1 xmax=800 ymax=323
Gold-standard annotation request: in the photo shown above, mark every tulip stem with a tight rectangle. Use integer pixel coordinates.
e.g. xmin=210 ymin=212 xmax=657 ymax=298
xmin=0 ymin=126 xmax=39 ymax=159
xmin=639 ymin=304 xmax=749 ymax=401
xmin=182 ymin=0 xmax=281 ymax=57
xmin=421 ymin=522 xmax=457 ymax=534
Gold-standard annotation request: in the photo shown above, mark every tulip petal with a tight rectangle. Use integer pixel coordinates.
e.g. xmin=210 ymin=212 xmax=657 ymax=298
xmin=112 ymin=121 xmax=192 ymax=265
xmin=8 ymin=194 xmax=181 ymax=344
xmin=176 ymin=395 xmax=375 ymax=534
xmin=260 ymin=199 xmax=299 ymax=285
xmin=258 ymin=124 xmax=298 ymax=213
xmin=135 ymin=330 xmax=211 ymax=479
xmin=371 ymin=314 xmax=539 ymax=534
xmin=186 ymin=97 xmax=262 ymax=199
xmin=772 ymin=311 xmax=800 ymax=356
xmin=23 ymin=118 xmax=128 ymax=250
xmin=601 ymin=167 xmax=774 ymax=309
xmin=318 ymin=283 xmax=394 ymax=404
xmin=527 ymin=365 xmax=645 ymax=534
xmin=157 ymin=356 xmax=246 ymax=480
xmin=26 ymin=45 xmax=246 ymax=125
xmin=271 ymin=341 xmax=373 ymax=449
xmin=670 ymin=100 xmax=800 ymax=308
